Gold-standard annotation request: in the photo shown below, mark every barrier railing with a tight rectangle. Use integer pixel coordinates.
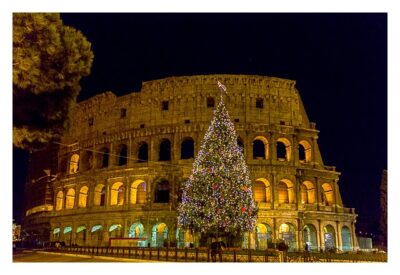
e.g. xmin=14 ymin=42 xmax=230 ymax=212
xmin=44 ymin=246 xmax=387 ymax=262
xmin=44 ymin=246 xmax=280 ymax=262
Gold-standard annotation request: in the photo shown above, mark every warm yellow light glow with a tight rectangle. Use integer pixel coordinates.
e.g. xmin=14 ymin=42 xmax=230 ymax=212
xmin=69 ymin=153 xmax=80 ymax=174
xmin=110 ymin=182 xmax=124 ymax=206
xmin=322 ymin=183 xmax=334 ymax=205
xmin=56 ymin=191 xmax=64 ymax=211
xmin=254 ymin=178 xmax=271 ymax=203
xmin=65 ymin=188 xmax=75 ymax=209
xmin=78 ymin=186 xmax=89 ymax=208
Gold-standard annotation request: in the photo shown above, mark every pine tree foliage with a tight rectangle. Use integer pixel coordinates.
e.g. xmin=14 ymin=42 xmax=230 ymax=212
xmin=13 ymin=13 xmax=94 ymax=150
xmin=178 ymin=92 xmax=257 ymax=235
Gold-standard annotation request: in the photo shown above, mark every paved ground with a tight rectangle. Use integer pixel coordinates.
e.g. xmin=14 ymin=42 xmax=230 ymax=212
xmin=13 ymin=249 xmax=160 ymax=263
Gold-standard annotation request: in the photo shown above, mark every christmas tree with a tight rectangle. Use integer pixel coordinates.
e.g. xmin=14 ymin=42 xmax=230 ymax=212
xmin=178 ymin=82 xmax=257 ymax=239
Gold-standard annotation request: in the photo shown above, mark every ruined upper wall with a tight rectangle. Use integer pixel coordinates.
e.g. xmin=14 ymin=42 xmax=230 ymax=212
xmin=67 ymin=75 xmax=314 ymax=140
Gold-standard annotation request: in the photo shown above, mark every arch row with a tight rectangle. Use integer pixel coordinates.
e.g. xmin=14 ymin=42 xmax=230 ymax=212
xmin=61 ymin=136 xmax=314 ymax=175
xmin=252 ymin=178 xmax=336 ymax=206
xmin=53 ymin=178 xmax=177 ymax=211
xmin=50 ymin=220 xmax=354 ymax=251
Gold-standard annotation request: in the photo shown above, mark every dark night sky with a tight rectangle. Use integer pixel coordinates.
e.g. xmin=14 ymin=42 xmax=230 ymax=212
xmin=13 ymin=13 xmax=387 ymax=234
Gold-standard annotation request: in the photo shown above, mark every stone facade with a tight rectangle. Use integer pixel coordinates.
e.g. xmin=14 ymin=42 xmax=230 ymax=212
xmin=23 ymin=74 xmax=357 ymax=251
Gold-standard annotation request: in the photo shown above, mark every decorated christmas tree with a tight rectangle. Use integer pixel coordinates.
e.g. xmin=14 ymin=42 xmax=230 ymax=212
xmin=178 ymin=82 xmax=257 ymax=241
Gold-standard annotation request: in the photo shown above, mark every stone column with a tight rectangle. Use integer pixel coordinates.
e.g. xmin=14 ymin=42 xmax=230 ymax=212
xmin=336 ymin=221 xmax=342 ymax=251
xmin=271 ymin=171 xmax=278 ymax=209
xmin=318 ymin=219 xmax=323 ymax=251
xmin=269 ymin=131 xmax=276 ymax=165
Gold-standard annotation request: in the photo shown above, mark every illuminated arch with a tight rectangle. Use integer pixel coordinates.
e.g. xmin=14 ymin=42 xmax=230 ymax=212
xmin=323 ymin=224 xmax=336 ymax=250
xmin=109 ymin=224 xmax=122 ymax=238
xmin=276 ymin=137 xmax=291 ymax=161
xmin=78 ymin=186 xmax=89 ymax=208
xmin=93 ymin=184 xmax=106 ymax=206
xmin=110 ymin=182 xmax=124 ymax=206
xmin=341 ymin=226 xmax=352 ymax=251
xmin=176 ymin=228 xmax=194 ymax=248
xmin=76 ymin=225 xmax=87 ymax=246
xmin=252 ymin=136 xmax=269 ymax=160
xmin=321 ymin=183 xmax=335 ymax=206
xmin=300 ymin=181 xmax=316 ymax=204
xmin=278 ymin=179 xmax=295 ymax=204
xmin=279 ymin=222 xmax=297 ymax=251
xmin=303 ymin=224 xmax=318 ymax=250
xmin=65 ymin=188 xmax=75 ymax=209
xmin=129 ymin=222 xmax=144 ymax=238
xmin=130 ymin=180 xmax=147 ymax=204
xmin=253 ymin=178 xmax=271 ymax=203
xmin=55 ymin=190 xmax=64 ymax=211
xmin=151 ymin=223 xmax=169 ymax=247
xmin=256 ymin=223 xmax=273 ymax=249
xmin=299 ymin=140 xmax=312 ymax=163
xmin=69 ymin=154 xmax=79 ymax=174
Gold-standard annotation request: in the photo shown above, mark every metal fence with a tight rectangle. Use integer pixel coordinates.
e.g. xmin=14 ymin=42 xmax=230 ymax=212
xmin=44 ymin=246 xmax=387 ymax=263
xmin=45 ymin=246 xmax=280 ymax=262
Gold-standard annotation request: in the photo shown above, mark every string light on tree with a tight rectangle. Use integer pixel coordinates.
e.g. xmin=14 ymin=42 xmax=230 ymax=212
xmin=178 ymin=81 xmax=258 ymax=238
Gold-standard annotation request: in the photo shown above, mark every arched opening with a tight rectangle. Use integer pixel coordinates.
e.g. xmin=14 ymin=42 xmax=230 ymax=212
xmin=109 ymin=224 xmax=122 ymax=238
xmin=303 ymin=224 xmax=318 ymax=251
xmin=159 ymin=139 xmax=171 ymax=161
xmin=91 ymin=225 xmax=103 ymax=246
xmin=154 ymin=180 xmax=169 ymax=203
xmin=97 ymin=147 xmax=109 ymax=168
xmin=76 ymin=226 xmax=86 ymax=246
xmin=55 ymin=191 xmax=63 ymax=211
xmin=300 ymin=181 xmax=316 ymax=204
xmin=80 ymin=151 xmax=93 ymax=171
xmin=256 ymin=223 xmax=273 ymax=250
xmin=69 ymin=154 xmax=79 ymax=174
xmin=277 ymin=138 xmax=291 ymax=161
xmin=138 ymin=142 xmax=148 ymax=162
xmin=279 ymin=223 xmax=297 ymax=251
xmin=299 ymin=140 xmax=312 ymax=163
xmin=110 ymin=182 xmax=124 ymax=206
xmin=78 ymin=186 xmax=89 ymax=208
xmin=129 ymin=222 xmax=146 ymax=247
xmin=130 ymin=180 xmax=147 ymax=204
xmin=63 ymin=226 xmax=72 ymax=245
xmin=181 ymin=138 xmax=194 ymax=159
xmin=323 ymin=224 xmax=336 ymax=251
xmin=94 ymin=184 xmax=106 ymax=206
xmin=117 ymin=144 xmax=128 ymax=166
xmin=253 ymin=178 xmax=271 ymax=203
xmin=253 ymin=136 xmax=268 ymax=159
xmin=341 ymin=226 xmax=352 ymax=251
xmin=151 ymin=223 xmax=168 ymax=247
xmin=237 ymin=137 xmax=244 ymax=153
xmin=65 ymin=188 xmax=75 ymax=209
xmin=278 ymin=179 xmax=295 ymax=204
xmin=321 ymin=183 xmax=335 ymax=206
xmin=176 ymin=228 xmax=194 ymax=248
xmin=129 ymin=222 xmax=144 ymax=238
xmin=52 ymin=228 xmax=60 ymax=241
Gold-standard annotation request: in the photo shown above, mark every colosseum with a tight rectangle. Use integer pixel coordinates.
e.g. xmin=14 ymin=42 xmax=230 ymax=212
xmin=23 ymin=74 xmax=358 ymax=252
